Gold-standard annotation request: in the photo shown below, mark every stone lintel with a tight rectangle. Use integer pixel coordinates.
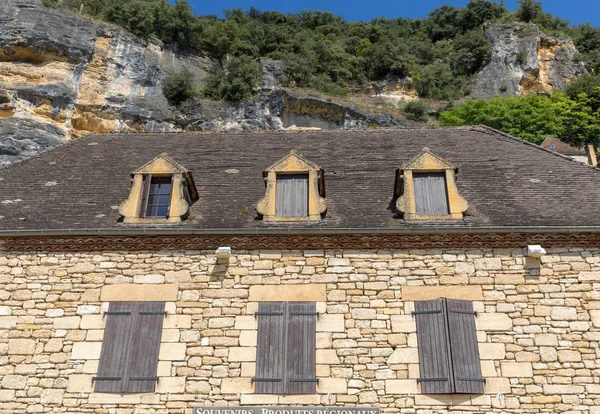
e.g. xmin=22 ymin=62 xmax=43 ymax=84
xmin=401 ymin=285 xmax=483 ymax=301
xmin=249 ymin=284 xmax=326 ymax=302
xmin=100 ymin=284 xmax=178 ymax=302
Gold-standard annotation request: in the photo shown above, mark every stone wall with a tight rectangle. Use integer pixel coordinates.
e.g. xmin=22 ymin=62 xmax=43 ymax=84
xmin=0 ymin=247 xmax=599 ymax=413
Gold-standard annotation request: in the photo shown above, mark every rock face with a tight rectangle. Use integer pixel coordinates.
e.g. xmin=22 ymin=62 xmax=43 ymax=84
xmin=0 ymin=0 xmax=406 ymax=164
xmin=472 ymin=24 xmax=587 ymax=99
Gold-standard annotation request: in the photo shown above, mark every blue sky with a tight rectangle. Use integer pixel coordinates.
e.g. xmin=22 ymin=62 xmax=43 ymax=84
xmin=187 ymin=0 xmax=600 ymax=26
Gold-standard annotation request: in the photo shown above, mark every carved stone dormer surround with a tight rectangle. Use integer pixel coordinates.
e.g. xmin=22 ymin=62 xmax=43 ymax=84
xmin=119 ymin=153 xmax=198 ymax=224
xmin=257 ymin=151 xmax=327 ymax=222
xmin=396 ymin=148 xmax=468 ymax=220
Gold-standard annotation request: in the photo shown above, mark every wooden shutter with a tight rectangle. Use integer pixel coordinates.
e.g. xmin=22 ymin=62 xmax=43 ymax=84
xmin=446 ymin=299 xmax=484 ymax=394
xmin=254 ymin=302 xmax=286 ymax=394
xmin=95 ymin=302 xmax=137 ymax=392
xmin=139 ymin=174 xmax=152 ymax=218
xmin=413 ymin=299 xmax=454 ymax=394
xmin=95 ymin=301 xmax=165 ymax=393
xmin=276 ymin=174 xmax=308 ymax=217
xmin=286 ymin=302 xmax=317 ymax=394
xmin=126 ymin=302 xmax=166 ymax=392
xmin=413 ymin=172 xmax=449 ymax=215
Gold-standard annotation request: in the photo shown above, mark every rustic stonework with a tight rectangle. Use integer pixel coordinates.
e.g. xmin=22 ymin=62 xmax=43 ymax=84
xmin=0 ymin=247 xmax=598 ymax=413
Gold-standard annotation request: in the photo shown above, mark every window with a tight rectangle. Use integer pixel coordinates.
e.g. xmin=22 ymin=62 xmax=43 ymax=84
xmin=141 ymin=175 xmax=172 ymax=218
xmin=413 ymin=172 xmax=450 ymax=216
xmin=94 ymin=302 xmax=165 ymax=393
xmin=254 ymin=302 xmax=317 ymax=394
xmin=413 ymin=298 xmax=484 ymax=394
xmin=275 ymin=174 xmax=309 ymax=217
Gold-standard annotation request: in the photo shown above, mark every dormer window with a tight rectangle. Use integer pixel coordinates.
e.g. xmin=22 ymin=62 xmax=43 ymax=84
xmin=119 ymin=154 xmax=198 ymax=224
xmin=142 ymin=176 xmax=173 ymax=218
xmin=396 ymin=148 xmax=468 ymax=220
xmin=257 ymin=151 xmax=326 ymax=222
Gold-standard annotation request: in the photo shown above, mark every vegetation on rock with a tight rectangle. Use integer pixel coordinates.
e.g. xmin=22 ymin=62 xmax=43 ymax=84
xmin=43 ymin=0 xmax=600 ymax=104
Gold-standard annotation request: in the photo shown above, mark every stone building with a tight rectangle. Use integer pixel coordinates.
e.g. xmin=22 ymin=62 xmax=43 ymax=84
xmin=0 ymin=127 xmax=600 ymax=414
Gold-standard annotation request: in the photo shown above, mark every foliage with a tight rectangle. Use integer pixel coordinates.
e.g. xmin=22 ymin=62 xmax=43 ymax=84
xmin=162 ymin=69 xmax=197 ymax=106
xmin=403 ymin=101 xmax=427 ymax=122
xmin=203 ymin=56 xmax=261 ymax=102
xmin=439 ymin=94 xmax=563 ymax=143
xmin=439 ymin=83 xmax=600 ymax=146
xmin=43 ymin=0 xmax=600 ymax=104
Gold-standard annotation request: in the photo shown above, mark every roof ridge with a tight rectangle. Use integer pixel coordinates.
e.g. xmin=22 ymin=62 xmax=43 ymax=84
xmin=476 ymin=125 xmax=600 ymax=173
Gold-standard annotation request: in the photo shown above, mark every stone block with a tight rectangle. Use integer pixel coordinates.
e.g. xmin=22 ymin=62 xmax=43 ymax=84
xmin=101 ymin=284 xmax=178 ymax=301
xmin=1 ymin=375 xmax=27 ymax=390
xmin=40 ymin=389 xmax=64 ymax=404
xmin=474 ymin=258 xmax=502 ymax=270
xmin=351 ymin=308 xmax=377 ymax=320
xmin=478 ymin=343 xmax=505 ymax=360
xmin=534 ymin=334 xmax=558 ymax=346
xmin=53 ymin=316 xmax=81 ymax=329
xmin=279 ymin=395 xmax=321 ymax=404
xmin=163 ymin=314 xmax=192 ymax=329
xmin=241 ymin=394 xmax=279 ymax=405
xmin=557 ymin=350 xmax=581 ymax=362
xmin=0 ymin=390 xmax=15 ymax=402
xmin=501 ymin=362 xmax=532 ymax=377
xmin=165 ymin=270 xmax=192 ymax=283
xmin=235 ymin=315 xmax=258 ymax=330
xmin=80 ymin=315 xmax=105 ymax=330
xmin=158 ymin=343 xmax=187 ymax=361
xmin=590 ymin=310 xmax=600 ymax=328
xmin=240 ymin=330 xmax=257 ymax=347
xmin=222 ymin=378 xmax=253 ymax=394
xmin=551 ymin=307 xmax=578 ymax=321
xmin=387 ymin=348 xmax=419 ymax=364
xmin=186 ymin=380 xmax=211 ymax=394
xmin=385 ymin=379 xmax=419 ymax=394
xmin=8 ymin=339 xmax=35 ymax=355
xmin=71 ymin=342 xmax=103 ymax=360
xmin=391 ymin=315 xmax=416 ymax=333
xmin=317 ymin=378 xmax=347 ymax=394
xmin=543 ymin=384 xmax=584 ymax=394
xmin=161 ymin=329 xmax=180 ymax=342
xmin=88 ymin=393 xmax=143 ymax=404
xmin=316 ymin=332 xmax=332 ymax=349
xmin=156 ymin=377 xmax=186 ymax=393
xmin=402 ymin=285 xmax=483 ymax=300
xmin=316 ymin=314 xmax=345 ymax=332
xmin=316 ymin=350 xmax=340 ymax=364
xmin=249 ymin=284 xmax=326 ymax=301
xmin=485 ymin=378 xmax=511 ymax=394
xmin=229 ymin=347 xmax=257 ymax=362
xmin=476 ymin=313 xmax=512 ymax=331
xmin=540 ymin=347 xmax=557 ymax=362
xmin=66 ymin=375 xmax=93 ymax=393
xmin=0 ymin=316 xmax=17 ymax=329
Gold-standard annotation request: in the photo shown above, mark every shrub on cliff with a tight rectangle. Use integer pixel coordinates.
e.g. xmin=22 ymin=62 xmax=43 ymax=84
xmin=203 ymin=56 xmax=261 ymax=102
xmin=162 ymin=69 xmax=197 ymax=106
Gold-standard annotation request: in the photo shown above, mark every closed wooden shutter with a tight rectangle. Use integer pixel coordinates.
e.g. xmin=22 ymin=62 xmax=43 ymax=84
xmin=95 ymin=301 xmax=165 ymax=393
xmin=127 ymin=302 xmax=166 ymax=392
xmin=139 ymin=174 xmax=152 ymax=218
xmin=276 ymin=174 xmax=308 ymax=217
xmin=286 ymin=302 xmax=317 ymax=394
xmin=413 ymin=299 xmax=454 ymax=394
xmin=255 ymin=302 xmax=286 ymax=394
xmin=446 ymin=299 xmax=484 ymax=394
xmin=413 ymin=172 xmax=449 ymax=215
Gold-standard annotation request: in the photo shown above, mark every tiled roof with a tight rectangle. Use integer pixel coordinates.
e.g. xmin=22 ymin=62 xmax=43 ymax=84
xmin=540 ymin=136 xmax=586 ymax=155
xmin=1 ymin=127 xmax=600 ymax=232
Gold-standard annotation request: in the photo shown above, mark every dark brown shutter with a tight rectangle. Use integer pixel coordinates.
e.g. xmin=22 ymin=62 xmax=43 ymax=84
xmin=413 ymin=172 xmax=449 ymax=215
xmin=95 ymin=301 xmax=165 ymax=393
xmin=414 ymin=299 xmax=454 ymax=394
xmin=126 ymin=302 xmax=166 ymax=392
xmin=446 ymin=299 xmax=484 ymax=394
xmin=276 ymin=174 xmax=309 ymax=217
xmin=286 ymin=302 xmax=317 ymax=394
xmin=139 ymin=174 xmax=152 ymax=217
xmin=95 ymin=302 xmax=137 ymax=393
xmin=254 ymin=302 xmax=286 ymax=394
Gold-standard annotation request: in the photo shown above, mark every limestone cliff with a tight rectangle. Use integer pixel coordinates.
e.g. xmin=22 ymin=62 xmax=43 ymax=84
xmin=471 ymin=23 xmax=587 ymax=99
xmin=0 ymin=0 xmax=407 ymax=164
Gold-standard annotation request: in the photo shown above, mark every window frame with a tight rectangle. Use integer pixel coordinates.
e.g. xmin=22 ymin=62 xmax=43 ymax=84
xmin=412 ymin=171 xmax=451 ymax=216
xmin=275 ymin=173 xmax=310 ymax=218
xmin=140 ymin=175 xmax=173 ymax=218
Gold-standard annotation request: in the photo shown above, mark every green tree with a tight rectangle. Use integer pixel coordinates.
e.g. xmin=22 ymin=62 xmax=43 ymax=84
xmin=203 ymin=56 xmax=261 ymax=101
xmin=439 ymin=94 xmax=564 ymax=143
xmin=515 ymin=0 xmax=543 ymax=23
xmin=162 ymin=68 xmax=197 ymax=106
xmin=552 ymin=92 xmax=600 ymax=146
